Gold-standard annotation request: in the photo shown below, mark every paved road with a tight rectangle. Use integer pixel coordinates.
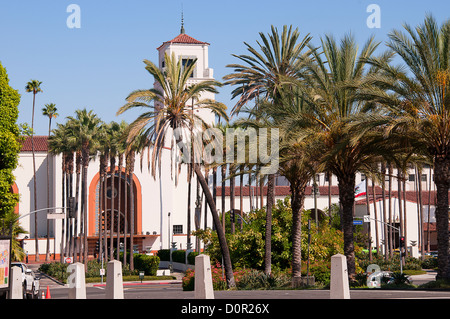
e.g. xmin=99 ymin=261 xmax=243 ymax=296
xmin=27 ymin=263 xmax=448 ymax=301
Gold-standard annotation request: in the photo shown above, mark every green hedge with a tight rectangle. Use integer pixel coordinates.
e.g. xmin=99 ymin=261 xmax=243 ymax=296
xmin=157 ymin=249 xmax=198 ymax=264
xmin=134 ymin=254 xmax=160 ymax=276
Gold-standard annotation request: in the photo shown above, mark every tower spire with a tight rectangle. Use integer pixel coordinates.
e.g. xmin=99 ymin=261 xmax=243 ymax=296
xmin=180 ymin=7 xmax=185 ymax=34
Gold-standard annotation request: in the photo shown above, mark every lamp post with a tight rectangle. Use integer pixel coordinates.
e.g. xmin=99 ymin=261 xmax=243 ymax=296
xmin=312 ymin=179 xmax=319 ymax=228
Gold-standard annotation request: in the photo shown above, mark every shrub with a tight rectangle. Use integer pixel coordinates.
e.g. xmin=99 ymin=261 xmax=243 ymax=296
xmin=39 ymin=262 xmax=68 ymax=283
xmin=187 ymin=251 xmax=199 ymax=265
xmin=421 ymin=257 xmax=438 ymax=270
xmin=172 ymin=250 xmax=186 ymax=263
xmin=157 ymin=249 xmax=170 ymax=261
xmin=182 ymin=261 xmax=251 ymax=291
xmin=236 ymin=269 xmax=289 ymax=290
xmin=134 ymin=254 xmax=160 ymax=276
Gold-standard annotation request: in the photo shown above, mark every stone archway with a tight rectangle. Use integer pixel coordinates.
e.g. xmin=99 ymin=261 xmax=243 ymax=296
xmin=88 ymin=168 xmax=142 ymax=237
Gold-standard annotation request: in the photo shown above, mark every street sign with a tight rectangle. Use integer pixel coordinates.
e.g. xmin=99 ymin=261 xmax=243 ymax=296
xmin=363 ymin=215 xmax=370 ymax=223
xmin=353 ymin=219 xmax=363 ymax=225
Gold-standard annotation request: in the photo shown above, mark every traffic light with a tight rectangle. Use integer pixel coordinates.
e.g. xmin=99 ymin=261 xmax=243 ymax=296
xmin=399 ymin=236 xmax=405 ymax=248
xmin=95 ymin=240 xmax=100 ymax=252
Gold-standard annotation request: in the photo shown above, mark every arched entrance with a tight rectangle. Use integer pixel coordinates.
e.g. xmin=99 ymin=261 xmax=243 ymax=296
xmin=88 ymin=168 xmax=142 ymax=255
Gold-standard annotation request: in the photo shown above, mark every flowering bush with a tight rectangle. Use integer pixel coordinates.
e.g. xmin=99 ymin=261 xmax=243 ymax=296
xmin=182 ymin=261 xmax=251 ymax=291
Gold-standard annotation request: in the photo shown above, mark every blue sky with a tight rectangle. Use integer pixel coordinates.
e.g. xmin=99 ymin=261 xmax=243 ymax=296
xmin=1 ymin=0 xmax=450 ymax=135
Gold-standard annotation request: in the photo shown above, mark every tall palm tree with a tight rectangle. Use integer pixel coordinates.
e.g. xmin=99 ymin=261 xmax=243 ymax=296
xmin=117 ymin=52 xmax=235 ymax=287
xmin=25 ymin=79 xmax=42 ymax=261
xmin=224 ymin=25 xmax=312 ymax=277
xmin=303 ymin=34 xmax=396 ymax=277
xmin=42 ymin=103 xmax=58 ymax=261
xmin=115 ymin=121 xmax=128 ymax=260
xmin=106 ymin=121 xmax=122 ymax=258
xmin=67 ymin=109 xmax=102 ymax=266
xmin=365 ymin=15 xmax=450 ymax=280
xmin=239 ymin=88 xmax=324 ymax=286
xmin=94 ymin=123 xmax=110 ymax=261
xmin=48 ymin=122 xmax=76 ymax=262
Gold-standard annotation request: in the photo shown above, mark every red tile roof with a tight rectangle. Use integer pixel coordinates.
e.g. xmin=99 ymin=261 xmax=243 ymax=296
xmin=20 ymin=136 xmax=48 ymax=152
xmin=157 ymin=33 xmax=209 ymax=50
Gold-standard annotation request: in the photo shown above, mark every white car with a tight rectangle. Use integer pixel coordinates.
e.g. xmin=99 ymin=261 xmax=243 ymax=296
xmin=11 ymin=262 xmax=40 ymax=299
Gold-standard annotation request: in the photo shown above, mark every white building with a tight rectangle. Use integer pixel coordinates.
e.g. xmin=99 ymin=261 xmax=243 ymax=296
xmin=13 ymin=28 xmax=218 ymax=262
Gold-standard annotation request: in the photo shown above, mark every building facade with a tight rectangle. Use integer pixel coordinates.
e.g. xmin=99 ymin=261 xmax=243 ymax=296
xmin=12 ymin=30 xmax=447 ymax=262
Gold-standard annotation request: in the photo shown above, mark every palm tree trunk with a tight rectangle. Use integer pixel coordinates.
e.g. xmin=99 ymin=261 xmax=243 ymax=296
xmin=402 ymin=171 xmax=408 ymax=258
xmin=60 ymin=156 xmax=66 ymax=263
xmin=230 ymin=167 xmax=235 ymax=234
xmin=371 ymin=179 xmax=379 ymax=254
xmin=187 ymin=164 xmax=192 ymax=248
xmin=31 ymin=92 xmax=39 ymax=262
xmin=129 ymin=151 xmax=135 ymax=270
xmin=123 ymin=162 xmax=128 ymax=267
xmin=116 ymin=154 xmax=123 ymax=260
xmin=239 ymin=169 xmax=244 ymax=230
xmin=221 ymin=165 xmax=226 ymax=233
xmin=264 ymin=173 xmax=275 ymax=275
xmin=388 ymin=163 xmax=393 ymax=258
xmin=194 ymin=163 xmax=235 ymax=288
xmin=397 ymin=168 xmax=404 ymax=265
xmin=337 ymin=173 xmax=356 ymax=277
xmin=98 ymin=157 xmax=104 ymax=262
xmin=433 ymin=156 xmax=450 ymax=280
xmin=291 ymin=180 xmax=307 ymax=287
xmin=109 ymin=156 xmax=116 ymax=259
xmin=75 ymin=151 xmax=81 ymax=262
xmin=45 ymin=118 xmax=52 ymax=261
xmin=381 ymin=163 xmax=388 ymax=259
xmin=81 ymin=143 xmax=89 ymax=267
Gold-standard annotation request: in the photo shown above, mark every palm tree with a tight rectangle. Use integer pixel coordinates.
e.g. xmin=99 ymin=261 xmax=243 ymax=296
xmin=94 ymin=123 xmax=110 ymax=261
xmin=303 ymin=34 xmax=395 ymax=277
xmin=115 ymin=121 xmax=128 ymax=260
xmin=25 ymin=79 xmax=42 ymax=261
xmin=239 ymin=88 xmax=324 ymax=286
xmin=106 ymin=121 xmax=122 ymax=258
xmin=364 ymin=15 xmax=450 ymax=280
xmin=48 ymin=122 xmax=76 ymax=262
xmin=42 ymin=103 xmax=58 ymax=261
xmin=117 ymin=52 xmax=235 ymax=287
xmin=67 ymin=109 xmax=102 ymax=266
xmin=224 ymin=25 xmax=312 ymax=277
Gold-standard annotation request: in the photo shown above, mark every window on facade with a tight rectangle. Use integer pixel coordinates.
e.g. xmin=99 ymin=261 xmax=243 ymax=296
xmin=173 ymin=225 xmax=183 ymax=234
xmin=421 ymin=174 xmax=427 ymax=182
xmin=182 ymin=58 xmax=194 ymax=78
xmin=408 ymin=174 xmax=415 ymax=182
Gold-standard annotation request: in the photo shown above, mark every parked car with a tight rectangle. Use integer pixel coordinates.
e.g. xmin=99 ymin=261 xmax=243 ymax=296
xmin=11 ymin=262 xmax=40 ymax=299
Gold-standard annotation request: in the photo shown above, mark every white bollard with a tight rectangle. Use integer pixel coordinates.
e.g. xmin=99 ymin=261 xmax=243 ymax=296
xmin=105 ymin=260 xmax=124 ymax=299
xmin=10 ymin=266 xmax=23 ymax=299
xmin=330 ymin=254 xmax=350 ymax=299
xmin=67 ymin=262 xmax=86 ymax=299
xmin=194 ymin=254 xmax=214 ymax=299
